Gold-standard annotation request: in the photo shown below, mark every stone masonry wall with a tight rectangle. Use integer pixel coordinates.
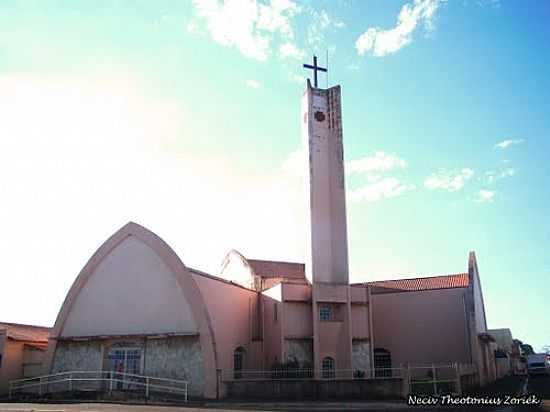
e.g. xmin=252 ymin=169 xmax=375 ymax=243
xmin=143 ymin=336 xmax=204 ymax=397
xmin=284 ymin=339 xmax=313 ymax=366
xmin=352 ymin=340 xmax=371 ymax=373
xmin=51 ymin=336 xmax=205 ymax=398
xmin=52 ymin=341 xmax=103 ymax=373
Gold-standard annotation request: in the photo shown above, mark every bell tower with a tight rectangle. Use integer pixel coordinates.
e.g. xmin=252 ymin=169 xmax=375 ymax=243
xmin=301 ymin=76 xmax=349 ymax=286
xmin=302 ymin=57 xmax=353 ymax=377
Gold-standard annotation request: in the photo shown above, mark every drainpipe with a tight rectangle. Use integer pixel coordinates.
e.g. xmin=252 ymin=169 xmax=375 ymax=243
xmin=368 ymin=286 xmax=375 ymax=376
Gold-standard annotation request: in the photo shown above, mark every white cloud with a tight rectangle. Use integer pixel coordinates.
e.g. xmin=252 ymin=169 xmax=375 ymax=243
xmin=290 ymin=73 xmax=306 ymax=84
xmin=474 ymin=190 xmax=496 ymax=203
xmin=282 ymin=149 xmax=414 ymax=203
xmin=485 ymin=168 xmax=516 ymax=184
xmin=279 ymin=42 xmax=305 ymax=60
xmin=306 ymin=9 xmax=345 ymax=48
xmin=346 ymin=151 xmax=407 ymax=174
xmin=186 ymin=21 xmax=200 ymax=33
xmin=500 ymin=168 xmax=516 ymax=178
xmin=478 ymin=0 xmax=501 ymax=8
xmin=349 ymin=177 xmax=415 ymax=203
xmin=494 ymin=138 xmax=525 ymax=149
xmin=424 ymin=168 xmax=474 ymax=192
xmin=355 ymin=0 xmax=442 ymax=57
xmin=246 ymin=79 xmax=261 ymax=88
xmin=257 ymin=0 xmax=300 ymax=37
xmin=190 ymin=0 xmax=301 ymax=61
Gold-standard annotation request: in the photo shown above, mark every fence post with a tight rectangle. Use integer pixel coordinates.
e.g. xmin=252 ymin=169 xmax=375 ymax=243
xmin=109 ymin=371 xmax=113 ymax=395
xmin=145 ymin=377 xmax=149 ymax=399
xmin=455 ymin=363 xmax=462 ymax=395
xmin=185 ymin=381 xmax=188 ymax=403
xmin=216 ymin=369 xmax=221 ymax=400
xmin=39 ymin=377 xmax=43 ymax=397
xmin=69 ymin=372 xmax=73 ymax=392
xmin=432 ymin=364 xmax=437 ymax=395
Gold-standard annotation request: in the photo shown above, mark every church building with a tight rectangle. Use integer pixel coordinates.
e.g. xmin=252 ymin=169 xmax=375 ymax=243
xmin=38 ymin=76 xmax=497 ymax=399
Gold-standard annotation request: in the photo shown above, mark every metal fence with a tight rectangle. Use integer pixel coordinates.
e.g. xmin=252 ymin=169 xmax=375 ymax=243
xmin=223 ymin=363 xmax=478 ymax=396
xmin=407 ymin=363 xmax=462 ymax=395
xmin=9 ymin=370 xmax=188 ymax=402
xmin=223 ymin=367 xmax=405 ymax=381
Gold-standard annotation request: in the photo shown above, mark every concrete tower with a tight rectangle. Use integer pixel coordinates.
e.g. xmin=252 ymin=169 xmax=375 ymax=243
xmin=302 ymin=79 xmax=349 ymax=285
xmin=301 ymin=77 xmax=353 ymax=376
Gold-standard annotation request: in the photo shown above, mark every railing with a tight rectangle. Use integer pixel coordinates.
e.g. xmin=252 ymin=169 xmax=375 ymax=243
xmin=223 ymin=363 xmax=478 ymax=396
xmin=9 ymin=371 xmax=188 ymax=402
xmin=223 ymin=367 xmax=405 ymax=381
xmin=407 ymin=363 xmax=477 ymax=396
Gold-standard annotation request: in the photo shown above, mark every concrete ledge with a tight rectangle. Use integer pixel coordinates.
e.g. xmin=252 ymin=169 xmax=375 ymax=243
xmin=225 ymin=379 xmax=404 ymax=400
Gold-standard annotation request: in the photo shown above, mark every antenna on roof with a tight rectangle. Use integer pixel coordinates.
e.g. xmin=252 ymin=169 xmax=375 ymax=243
xmin=326 ymin=49 xmax=329 ymax=89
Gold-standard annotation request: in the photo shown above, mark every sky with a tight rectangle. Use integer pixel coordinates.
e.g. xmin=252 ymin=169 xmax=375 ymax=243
xmin=0 ymin=0 xmax=548 ymax=351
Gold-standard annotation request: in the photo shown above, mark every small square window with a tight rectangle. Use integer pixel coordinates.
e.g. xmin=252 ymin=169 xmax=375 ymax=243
xmin=319 ymin=305 xmax=332 ymax=321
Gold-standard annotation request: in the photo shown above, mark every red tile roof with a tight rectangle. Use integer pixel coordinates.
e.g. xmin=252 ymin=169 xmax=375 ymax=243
xmin=24 ymin=342 xmax=49 ymax=351
xmin=0 ymin=322 xmax=51 ymax=343
xmin=244 ymin=259 xmax=467 ymax=293
xmin=247 ymin=259 xmax=306 ymax=280
xmin=362 ymin=273 xmax=469 ymax=293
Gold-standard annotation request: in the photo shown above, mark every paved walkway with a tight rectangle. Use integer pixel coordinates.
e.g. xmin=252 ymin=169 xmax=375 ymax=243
xmin=0 ymin=402 xmax=414 ymax=412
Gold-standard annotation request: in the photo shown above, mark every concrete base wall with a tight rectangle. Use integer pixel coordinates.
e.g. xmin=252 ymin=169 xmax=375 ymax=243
xmin=460 ymin=373 xmax=480 ymax=394
xmin=225 ymin=378 xmax=403 ymax=400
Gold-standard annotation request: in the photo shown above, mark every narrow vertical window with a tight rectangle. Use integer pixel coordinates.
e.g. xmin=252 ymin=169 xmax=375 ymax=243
xmin=374 ymin=348 xmax=392 ymax=378
xmin=233 ymin=347 xmax=245 ymax=379
xmin=322 ymin=357 xmax=335 ymax=379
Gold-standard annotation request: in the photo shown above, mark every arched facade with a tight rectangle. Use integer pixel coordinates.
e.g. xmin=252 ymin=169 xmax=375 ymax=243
xmin=43 ymin=222 xmax=218 ymax=398
xmin=218 ymin=249 xmax=259 ymax=290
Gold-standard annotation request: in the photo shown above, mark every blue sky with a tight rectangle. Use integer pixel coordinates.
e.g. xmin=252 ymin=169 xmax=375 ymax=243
xmin=0 ymin=0 xmax=548 ymax=351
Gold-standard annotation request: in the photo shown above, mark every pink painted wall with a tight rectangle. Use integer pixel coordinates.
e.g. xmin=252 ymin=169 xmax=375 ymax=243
xmin=318 ymin=321 xmax=345 ymax=361
xmin=0 ymin=340 xmax=24 ymax=395
xmin=351 ymin=305 xmax=369 ymax=339
xmin=283 ymin=302 xmax=312 ymax=338
xmin=469 ymin=252 xmax=488 ymax=335
xmin=262 ymin=295 xmax=282 ymax=367
xmin=22 ymin=345 xmax=45 ymax=378
xmin=371 ymin=288 xmax=470 ymax=367
xmin=192 ymin=274 xmax=262 ymax=373
xmin=282 ymin=283 xmax=311 ymax=302
xmin=350 ymin=286 xmax=368 ymax=304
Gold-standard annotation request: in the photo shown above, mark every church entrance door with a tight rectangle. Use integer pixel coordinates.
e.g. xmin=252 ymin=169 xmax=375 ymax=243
xmin=108 ymin=347 xmax=142 ymax=390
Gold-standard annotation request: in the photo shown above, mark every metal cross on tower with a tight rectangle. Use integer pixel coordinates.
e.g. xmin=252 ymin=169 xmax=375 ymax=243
xmin=303 ymin=55 xmax=327 ymax=88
